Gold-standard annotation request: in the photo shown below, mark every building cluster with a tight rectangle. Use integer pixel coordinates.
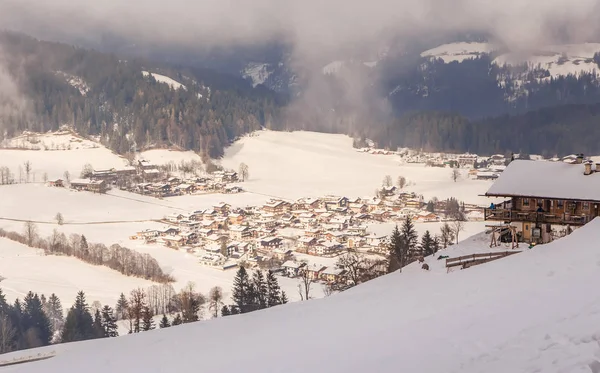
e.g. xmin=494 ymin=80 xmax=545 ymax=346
xmin=130 ymin=189 xmax=481 ymax=286
xmin=47 ymin=159 xmax=243 ymax=196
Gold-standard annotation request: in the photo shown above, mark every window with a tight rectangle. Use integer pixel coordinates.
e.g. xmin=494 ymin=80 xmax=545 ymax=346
xmin=557 ymin=200 xmax=564 ymax=208
xmin=583 ymin=202 xmax=590 ymax=211
xmin=523 ymin=198 xmax=530 ymax=207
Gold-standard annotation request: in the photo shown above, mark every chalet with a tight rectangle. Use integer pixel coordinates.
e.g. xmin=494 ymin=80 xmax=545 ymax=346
xmin=224 ymin=186 xmax=243 ymax=194
xmin=323 ymin=196 xmax=349 ymax=211
xmin=328 ymin=217 xmax=350 ymax=230
xmin=295 ymin=197 xmax=321 ymax=210
xmin=349 ymin=202 xmax=368 ymax=214
xmin=160 ymin=227 xmax=180 ymax=236
xmin=91 ymin=169 xmax=117 ymax=183
xmin=305 ymin=265 xmax=327 ymax=281
xmin=313 ymin=240 xmax=342 ymax=256
xmin=142 ymin=168 xmax=161 ymax=181
xmin=476 ymin=170 xmax=499 ymax=180
xmin=489 ymin=154 xmax=506 ymax=166
xmin=297 ymin=236 xmax=318 ymax=249
xmin=366 ymin=198 xmax=384 ymax=211
xmin=371 ymin=210 xmax=391 ymax=222
xmin=229 ymin=225 xmax=252 ymax=241
xmin=167 ymin=213 xmax=184 ymax=223
xmin=458 ymin=153 xmax=478 ymax=167
xmin=228 ymin=213 xmax=245 ymax=225
xmin=260 ymin=236 xmax=283 ymax=249
xmin=70 ymin=179 xmax=108 ymax=194
xmin=47 ymin=179 xmax=64 ymax=187
xmin=281 ymin=261 xmax=306 ymax=277
xmin=272 ymin=248 xmax=293 ymax=261
xmin=347 ymin=225 xmax=368 ymax=236
xmin=324 ymin=231 xmax=347 ymax=243
xmin=414 ymin=211 xmax=439 ymax=223
xmin=305 ymin=228 xmax=321 ymax=238
xmin=484 ymin=159 xmax=600 ymax=243
xmin=167 ymin=177 xmax=181 ymax=185
xmin=161 ymin=235 xmax=185 ymax=249
xmin=206 ymin=234 xmax=228 ymax=244
xmin=213 ymin=202 xmax=231 ymax=214
xmin=321 ymin=267 xmax=347 ymax=283
xmin=197 ymin=228 xmax=214 ymax=238
xmin=381 ymin=186 xmax=397 ymax=197
xmin=115 ymin=166 xmax=137 ymax=177
xmin=175 ymin=183 xmax=194 ymax=194
xmin=404 ymin=198 xmax=422 ymax=209
xmin=263 ymin=199 xmax=291 ymax=214
xmin=366 ymin=233 xmax=387 ymax=247
xmin=137 ymin=159 xmax=157 ymax=170
xmin=298 ymin=212 xmax=317 ymax=224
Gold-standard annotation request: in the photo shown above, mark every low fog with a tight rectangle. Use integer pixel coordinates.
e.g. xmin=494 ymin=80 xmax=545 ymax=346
xmin=1 ymin=0 xmax=600 ymax=128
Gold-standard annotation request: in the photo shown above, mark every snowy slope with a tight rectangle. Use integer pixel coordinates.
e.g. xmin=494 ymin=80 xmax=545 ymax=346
xmin=138 ymin=149 xmax=202 ymax=165
xmin=221 ymin=130 xmax=494 ymax=205
xmin=421 ymin=42 xmax=496 ymax=63
xmin=0 ymin=238 xmax=154 ymax=307
xmin=5 ymin=219 xmax=600 ymax=372
xmin=242 ymin=63 xmax=272 ymax=87
xmin=142 ymin=71 xmax=186 ymax=90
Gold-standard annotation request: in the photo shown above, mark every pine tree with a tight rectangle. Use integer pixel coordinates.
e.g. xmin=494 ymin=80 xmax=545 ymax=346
xmin=220 ymin=305 xmax=231 ymax=317
xmin=280 ymin=291 xmax=288 ymax=304
xmin=387 ymin=225 xmax=403 ymax=272
xmin=43 ymin=293 xmax=64 ymax=333
xmin=420 ymin=230 xmax=435 ymax=257
xmin=115 ymin=292 xmax=128 ymax=320
xmin=22 ymin=292 xmax=53 ymax=347
xmin=179 ymin=284 xmax=202 ymax=323
xmin=101 ymin=305 xmax=118 ymax=337
xmin=0 ymin=288 xmax=9 ymax=314
xmin=60 ymin=291 xmax=95 ymax=343
xmin=230 ymin=306 xmax=240 ymax=315
xmin=141 ymin=306 xmax=155 ymax=331
xmin=93 ymin=309 xmax=104 ymax=338
xmin=252 ymin=270 xmax=267 ymax=310
xmin=172 ymin=313 xmax=183 ymax=326
xmin=159 ymin=314 xmax=171 ymax=328
xmin=232 ymin=266 xmax=252 ymax=313
xmin=432 ymin=235 xmax=441 ymax=256
xmin=266 ymin=270 xmax=282 ymax=307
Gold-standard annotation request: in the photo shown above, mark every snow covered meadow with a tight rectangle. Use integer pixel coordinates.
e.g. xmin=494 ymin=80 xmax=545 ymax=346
xmin=5 ymin=217 xmax=600 ymax=373
xmin=0 ymin=130 xmax=494 ymax=314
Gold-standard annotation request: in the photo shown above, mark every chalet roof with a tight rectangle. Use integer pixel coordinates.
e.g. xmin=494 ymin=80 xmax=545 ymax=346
xmin=282 ymin=261 xmax=306 ymax=269
xmin=485 ymin=160 xmax=600 ymax=201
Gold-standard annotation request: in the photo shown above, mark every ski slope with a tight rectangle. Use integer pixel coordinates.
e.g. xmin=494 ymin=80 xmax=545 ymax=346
xmin=221 ymin=130 xmax=494 ymax=205
xmin=4 ymin=218 xmax=600 ymax=373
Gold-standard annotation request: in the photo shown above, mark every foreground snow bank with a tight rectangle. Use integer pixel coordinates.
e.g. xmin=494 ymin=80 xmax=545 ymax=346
xmin=7 ymin=219 xmax=600 ymax=373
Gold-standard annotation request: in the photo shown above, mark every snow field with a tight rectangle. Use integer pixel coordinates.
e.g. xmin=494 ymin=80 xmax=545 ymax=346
xmin=138 ymin=149 xmax=202 ymax=165
xmin=0 ymin=238 xmax=155 ymax=309
xmin=142 ymin=71 xmax=186 ymax=91
xmin=6 ymin=218 xmax=600 ymax=373
xmin=421 ymin=42 xmax=496 ymax=63
xmin=221 ymin=130 xmax=494 ymax=205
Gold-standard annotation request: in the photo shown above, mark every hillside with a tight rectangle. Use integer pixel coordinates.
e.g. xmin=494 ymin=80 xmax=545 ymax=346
xmin=4 ymin=218 xmax=600 ymax=372
xmin=0 ymin=32 xmax=283 ymax=159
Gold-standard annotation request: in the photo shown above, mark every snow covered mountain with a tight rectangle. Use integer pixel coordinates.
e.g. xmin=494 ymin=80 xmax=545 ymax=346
xmin=5 ymin=219 xmax=600 ymax=373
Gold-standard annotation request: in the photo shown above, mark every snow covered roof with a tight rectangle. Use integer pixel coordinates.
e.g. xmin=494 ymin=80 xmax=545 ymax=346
xmin=485 ymin=160 xmax=600 ymax=201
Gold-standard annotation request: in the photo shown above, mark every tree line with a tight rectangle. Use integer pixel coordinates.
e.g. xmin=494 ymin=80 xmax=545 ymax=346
xmin=0 ymin=223 xmax=174 ymax=283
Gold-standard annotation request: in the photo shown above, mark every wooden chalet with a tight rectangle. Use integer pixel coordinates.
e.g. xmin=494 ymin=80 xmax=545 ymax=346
xmin=484 ymin=159 xmax=600 ymax=243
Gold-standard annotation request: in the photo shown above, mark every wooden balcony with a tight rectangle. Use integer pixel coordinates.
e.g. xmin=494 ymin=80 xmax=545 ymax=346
xmin=484 ymin=208 xmax=591 ymax=226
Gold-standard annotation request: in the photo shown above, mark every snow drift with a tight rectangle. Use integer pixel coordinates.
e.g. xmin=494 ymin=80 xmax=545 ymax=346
xmin=5 ymin=218 xmax=600 ymax=372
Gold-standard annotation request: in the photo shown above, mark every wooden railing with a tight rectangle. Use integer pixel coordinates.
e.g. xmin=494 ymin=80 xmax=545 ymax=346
xmin=446 ymin=251 xmax=521 ymax=270
xmin=484 ymin=208 xmax=590 ymax=226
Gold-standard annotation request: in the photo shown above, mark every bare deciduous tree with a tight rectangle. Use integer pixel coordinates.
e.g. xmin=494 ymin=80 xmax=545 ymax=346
xmin=208 ymin=286 xmax=224 ymax=318
xmin=80 ymin=163 xmax=94 ymax=178
xmin=0 ymin=314 xmax=16 ymax=353
xmin=451 ymin=168 xmax=460 ymax=182
xmin=24 ymin=161 xmax=31 ymax=183
xmin=452 ymin=220 xmax=465 ymax=244
xmin=397 ymin=176 xmax=407 ymax=189
xmin=55 ymin=212 xmax=64 ymax=225
xmin=239 ymin=162 xmax=249 ymax=182
xmin=383 ymin=175 xmax=392 ymax=187
xmin=63 ymin=170 xmax=70 ymax=183
xmin=297 ymin=265 xmax=314 ymax=301
xmin=440 ymin=223 xmax=454 ymax=249
xmin=23 ymin=221 xmax=38 ymax=247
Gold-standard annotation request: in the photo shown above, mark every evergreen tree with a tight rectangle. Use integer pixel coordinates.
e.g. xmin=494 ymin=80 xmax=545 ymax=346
xmin=101 ymin=305 xmax=118 ymax=337
xmin=387 ymin=225 xmax=403 ymax=272
xmin=0 ymin=288 xmax=8 ymax=314
xmin=252 ymin=270 xmax=267 ymax=310
xmin=159 ymin=314 xmax=171 ymax=328
xmin=432 ymin=236 xmax=441 ymax=256
xmin=43 ymin=293 xmax=64 ymax=333
xmin=230 ymin=306 xmax=240 ymax=315
xmin=220 ymin=305 xmax=231 ymax=317
xmin=115 ymin=292 xmax=128 ymax=320
xmin=265 ymin=270 xmax=282 ymax=307
xmin=179 ymin=285 xmax=202 ymax=323
xmin=60 ymin=291 xmax=95 ymax=343
xmin=172 ymin=313 xmax=183 ymax=326
xmin=280 ymin=291 xmax=288 ymax=304
xmin=232 ymin=266 xmax=252 ymax=313
xmin=22 ymin=292 xmax=53 ymax=347
xmin=426 ymin=200 xmax=435 ymax=212
xmin=93 ymin=309 xmax=104 ymax=338
xmin=420 ymin=230 xmax=435 ymax=257
xmin=141 ymin=306 xmax=155 ymax=331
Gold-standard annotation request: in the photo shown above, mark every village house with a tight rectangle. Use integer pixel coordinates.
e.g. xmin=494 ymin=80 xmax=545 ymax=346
xmin=206 ymin=234 xmax=228 ymax=245
xmin=70 ymin=179 xmax=108 ymax=194
xmin=224 ymin=185 xmax=243 ymax=194
xmin=167 ymin=213 xmax=184 ymax=223
xmin=259 ymin=236 xmax=283 ymax=249
xmin=312 ymin=240 xmax=342 ymax=256
xmin=295 ymin=197 xmax=321 ymax=210
xmin=371 ymin=210 xmax=391 ymax=222
xmin=228 ymin=213 xmax=245 ymax=225
xmin=476 ymin=170 xmax=499 ymax=180
xmin=305 ymin=264 xmax=327 ymax=281
xmin=197 ymin=228 xmax=214 ymax=238
xmin=404 ymin=198 xmax=422 ymax=209
xmin=175 ymin=183 xmax=195 ymax=194
xmin=323 ymin=196 xmax=349 ymax=211
xmin=298 ymin=212 xmax=317 ymax=224
xmin=229 ymin=225 xmax=252 ymax=241
xmin=47 ymin=179 xmax=64 ymax=187
xmin=366 ymin=198 xmax=384 ymax=212
xmin=297 ymin=236 xmax=318 ymax=250
xmin=263 ymin=199 xmax=291 ymax=214
xmin=414 ymin=211 xmax=439 ymax=223
xmin=272 ymin=248 xmax=293 ymax=261
xmin=161 ymin=235 xmax=185 ymax=249
xmin=91 ymin=169 xmax=117 ymax=183
xmin=381 ymin=186 xmax=397 ymax=197
xmin=484 ymin=159 xmax=600 ymax=243
xmin=281 ymin=261 xmax=307 ymax=277
xmin=457 ymin=153 xmax=478 ymax=168
xmin=321 ymin=267 xmax=347 ymax=283
xmin=366 ymin=233 xmax=387 ymax=248
xmin=213 ymin=202 xmax=231 ymax=214
xmin=142 ymin=168 xmax=161 ymax=181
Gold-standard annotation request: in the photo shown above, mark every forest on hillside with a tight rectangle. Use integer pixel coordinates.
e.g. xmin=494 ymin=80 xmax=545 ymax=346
xmin=1 ymin=31 xmax=600 ymax=158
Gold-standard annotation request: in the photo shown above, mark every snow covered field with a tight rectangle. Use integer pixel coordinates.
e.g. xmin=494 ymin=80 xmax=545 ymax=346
xmin=0 ymin=238 xmax=154 ymax=308
xmin=5 ymin=218 xmax=600 ymax=373
xmin=221 ymin=130 xmax=494 ymax=205
xmin=142 ymin=71 xmax=186 ymax=91
xmin=422 ymin=41 xmax=600 ymax=78
xmin=138 ymin=149 xmax=202 ymax=165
